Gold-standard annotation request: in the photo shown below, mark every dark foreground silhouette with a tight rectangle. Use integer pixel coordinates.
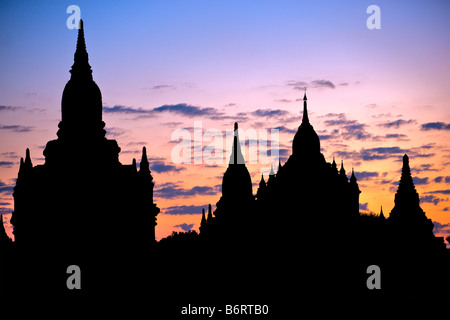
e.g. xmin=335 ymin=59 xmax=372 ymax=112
xmin=1 ymin=21 xmax=449 ymax=304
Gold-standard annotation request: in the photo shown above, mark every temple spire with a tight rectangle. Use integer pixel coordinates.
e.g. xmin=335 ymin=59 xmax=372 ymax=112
xmin=339 ymin=160 xmax=346 ymax=175
xmin=24 ymin=148 xmax=32 ymax=168
xmin=207 ymin=204 xmax=213 ymax=220
xmin=201 ymin=208 xmax=206 ymax=225
xmin=301 ymin=90 xmax=309 ymax=125
xmin=379 ymin=206 xmax=385 ymax=219
xmin=350 ymin=167 xmax=357 ymax=183
xmin=139 ymin=146 xmax=150 ymax=174
xmin=398 ymin=154 xmax=415 ymax=192
xmin=70 ymin=19 xmax=92 ymax=79
xmin=229 ymin=122 xmax=245 ymax=165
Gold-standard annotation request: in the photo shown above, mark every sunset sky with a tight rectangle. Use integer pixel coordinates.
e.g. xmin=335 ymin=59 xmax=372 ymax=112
xmin=1 ymin=0 xmax=450 ymax=242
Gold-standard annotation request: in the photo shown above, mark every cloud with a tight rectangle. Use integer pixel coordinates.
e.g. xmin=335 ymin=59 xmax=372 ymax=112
xmin=274 ymin=99 xmax=295 ymax=103
xmin=420 ymin=195 xmax=444 ymax=205
xmin=251 ymin=109 xmax=289 ymax=118
xmin=413 ymin=177 xmax=429 ymax=185
xmin=340 ymin=123 xmax=372 ymax=140
xmin=105 ymin=127 xmax=127 ymax=138
xmin=433 ymin=222 xmax=450 ymax=234
xmin=354 ymin=171 xmax=379 ymax=181
xmin=150 ymin=161 xmax=186 ymax=173
xmin=104 ymin=103 xmax=248 ymax=122
xmin=435 ymin=176 xmax=443 ymax=183
xmin=310 ymin=79 xmax=335 ymax=89
xmin=411 ymin=164 xmax=438 ymax=173
xmin=334 ymin=146 xmax=434 ymax=163
xmin=318 ymin=134 xmax=334 ymax=140
xmin=273 ymin=126 xmax=297 ymax=134
xmin=0 ymin=207 xmax=12 ymax=215
xmin=286 ymin=80 xmax=308 ymax=90
xmin=164 ymin=205 xmax=207 ymax=215
xmin=153 ymin=104 xmax=218 ymax=117
xmin=151 ymin=85 xmax=176 ymax=90
xmin=174 ymin=223 xmax=195 ymax=232
xmin=359 ymin=147 xmax=408 ymax=161
xmin=0 ymin=125 xmax=33 ymax=132
xmin=425 ymin=189 xmax=450 ymax=195
xmin=155 ymin=182 xmax=216 ymax=199
xmin=377 ymin=119 xmax=416 ymax=129
xmin=0 ymin=106 xmax=20 ymax=112
xmin=421 ymin=122 xmax=450 ymax=131
xmin=384 ymin=134 xmax=409 ymax=140
xmin=323 ymin=114 xmax=373 ymax=141
xmin=103 ymin=105 xmax=152 ymax=114
xmin=0 ymin=180 xmax=14 ymax=195
xmin=286 ymin=79 xmax=336 ymax=90
xmin=0 ymin=161 xmax=14 ymax=168
xmin=360 ymin=203 xmax=369 ymax=211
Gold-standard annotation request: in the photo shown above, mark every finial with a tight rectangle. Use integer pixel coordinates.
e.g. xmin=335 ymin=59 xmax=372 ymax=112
xmin=201 ymin=208 xmax=206 ymax=224
xmin=24 ymin=148 xmax=32 ymax=168
xmin=142 ymin=146 xmax=147 ymax=159
xmin=230 ymin=122 xmax=244 ymax=165
xmin=71 ymin=19 xmax=92 ymax=79
xmin=139 ymin=146 xmax=150 ymax=174
xmin=340 ymin=160 xmax=346 ymax=176
xmin=380 ymin=206 xmax=385 ymax=219
xmin=301 ymin=90 xmax=309 ymax=124
xmin=269 ymin=163 xmax=275 ymax=176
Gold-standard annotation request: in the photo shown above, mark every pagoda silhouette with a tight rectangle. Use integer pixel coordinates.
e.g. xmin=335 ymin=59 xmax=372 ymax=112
xmin=1 ymin=21 xmax=160 ymax=299
xmin=1 ymin=21 xmax=449 ymax=301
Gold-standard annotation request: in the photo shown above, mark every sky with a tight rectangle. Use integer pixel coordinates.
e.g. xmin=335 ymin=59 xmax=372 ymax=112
xmin=1 ymin=0 xmax=450 ymax=242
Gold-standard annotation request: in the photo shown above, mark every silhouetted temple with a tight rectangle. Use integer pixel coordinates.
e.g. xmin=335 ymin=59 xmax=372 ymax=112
xmin=198 ymin=93 xmax=449 ymax=300
xmin=3 ymin=20 xmax=160 ymax=298
xmin=201 ymin=93 xmax=361 ymax=243
xmin=1 ymin=21 xmax=449 ymax=303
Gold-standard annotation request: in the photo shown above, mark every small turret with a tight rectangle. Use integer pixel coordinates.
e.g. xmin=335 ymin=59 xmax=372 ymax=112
xmin=350 ymin=168 xmax=357 ymax=184
xmin=207 ymin=204 xmax=213 ymax=221
xmin=269 ymin=163 xmax=275 ymax=177
xmin=339 ymin=160 xmax=347 ymax=180
xmin=277 ymin=159 xmax=282 ymax=175
xmin=256 ymin=174 xmax=267 ymax=201
xmin=379 ymin=206 xmax=385 ymax=219
xmin=139 ymin=146 xmax=150 ymax=174
xmin=331 ymin=157 xmax=337 ymax=172
xmin=229 ymin=122 xmax=245 ymax=165
xmin=24 ymin=148 xmax=32 ymax=169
